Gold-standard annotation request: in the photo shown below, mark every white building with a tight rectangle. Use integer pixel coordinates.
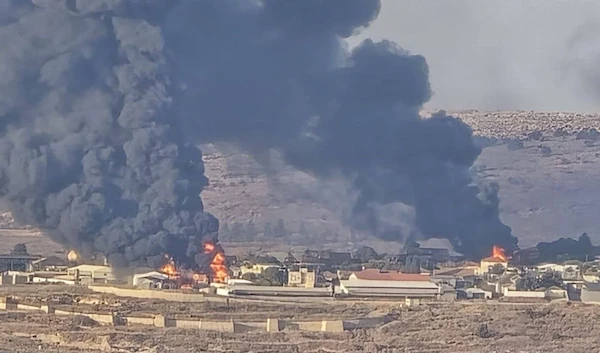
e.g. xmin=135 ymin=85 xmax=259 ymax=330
xmin=67 ymin=265 xmax=115 ymax=283
xmin=132 ymin=271 xmax=169 ymax=289
xmin=338 ymin=269 xmax=450 ymax=301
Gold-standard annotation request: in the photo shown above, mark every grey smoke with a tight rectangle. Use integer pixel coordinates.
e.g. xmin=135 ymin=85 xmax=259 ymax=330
xmin=0 ymin=0 xmax=516 ymax=263
xmin=167 ymin=0 xmax=515 ymax=258
xmin=0 ymin=0 xmax=217 ymax=269
xmin=348 ymin=0 xmax=600 ymax=112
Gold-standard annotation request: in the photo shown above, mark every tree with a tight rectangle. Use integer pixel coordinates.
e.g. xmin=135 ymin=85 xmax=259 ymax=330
xmin=517 ymin=274 xmax=538 ymax=291
xmin=518 ymin=271 xmax=563 ymax=291
xmin=490 ymin=264 xmax=506 ymax=275
xmin=11 ymin=243 xmax=28 ymax=255
xmin=263 ymin=267 xmax=285 ymax=286
xmin=355 ymin=246 xmax=379 ymax=263
xmin=538 ymin=271 xmax=563 ymax=289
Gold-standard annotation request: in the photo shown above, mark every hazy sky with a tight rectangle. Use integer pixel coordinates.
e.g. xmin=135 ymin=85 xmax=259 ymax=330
xmin=349 ymin=0 xmax=600 ymax=112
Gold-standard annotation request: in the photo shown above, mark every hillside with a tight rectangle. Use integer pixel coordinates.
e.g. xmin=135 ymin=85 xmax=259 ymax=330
xmin=202 ymin=111 xmax=600 ymax=248
xmin=3 ymin=110 xmax=600 ymax=253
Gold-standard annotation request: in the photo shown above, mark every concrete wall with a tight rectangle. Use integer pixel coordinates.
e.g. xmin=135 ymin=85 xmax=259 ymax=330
xmin=503 ymin=289 xmax=545 ymax=298
xmin=199 ymin=320 xmax=235 ymax=332
xmin=546 ymin=288 xmax=567 ymax=299
xmin=53 ymin=309 xmax=116 ymax=325
xmin=17 ymin=304 xmax=42 ymax=312
xmin=125 ymin=316 xmax=155 ymax=326
xmin=295 ymin=321 xmax=323 ymax=332
xmin=0 ymin=296 xmax=391 ymax=333
xmin=88 ymin=285 xmax=205 ymax=302
xmin=175 ymin=319 xmax=200 ymax=329
xmin=321 ymin=320 xmax=345 ymax=332
xmin=86 ymin=313 xmax=116 ymax=325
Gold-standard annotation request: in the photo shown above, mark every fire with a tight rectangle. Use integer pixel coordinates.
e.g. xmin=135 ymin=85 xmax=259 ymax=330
xmin=160 ymin=255 xmax=180 ymax=278
xmin=67 ymin=250 xmax=78 ymax=262
xmin=204 ymin=242 xmax=228 ymax=283
xmin=492 ymin=245 xmax=507 ymax=262
xmin=158 ymin=242 xmax=229 ymax=285
xmin=204 ymin=242 xmax=215 ymax=252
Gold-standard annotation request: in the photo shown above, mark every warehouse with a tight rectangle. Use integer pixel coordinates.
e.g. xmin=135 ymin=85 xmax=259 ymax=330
xmin=0 ymin=254 xmax=42 ymax=272
xmin=67 ymin=264 xmax=116 ymax=284
xmin=337 ymin=269 xmax=451 ymax=302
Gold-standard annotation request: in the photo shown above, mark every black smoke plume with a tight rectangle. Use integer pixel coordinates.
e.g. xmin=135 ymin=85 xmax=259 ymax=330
xmin=0 ymin=0 xmax=516 ymax=263
xmin=0 ymin=0 xmax=218 ymax=269
xmin=167 ymin=0 xmax=516 ymax=258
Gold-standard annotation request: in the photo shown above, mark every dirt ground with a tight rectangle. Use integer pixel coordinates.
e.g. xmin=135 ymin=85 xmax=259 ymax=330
xmin=0 ymin=285 xmax=597 ymax=352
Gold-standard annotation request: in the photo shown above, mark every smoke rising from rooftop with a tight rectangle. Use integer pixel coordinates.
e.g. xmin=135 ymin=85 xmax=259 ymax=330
xmin=0 ymin=0 xmax=516 ymax=262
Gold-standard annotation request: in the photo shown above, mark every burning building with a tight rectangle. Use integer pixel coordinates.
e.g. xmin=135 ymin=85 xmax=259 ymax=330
xmin=479 ymin=246 xmax=509 ymax=274
xmin=158 ymin=241 xmax=229 ymax=289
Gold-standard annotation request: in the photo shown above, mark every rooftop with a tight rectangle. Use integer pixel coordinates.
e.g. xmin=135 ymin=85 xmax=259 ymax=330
xmin=0 ymin=254 xmax=43 ymax=260
xmin=481 ymin=256 xmax=507 ymax=263
xmin=350 ymin=269 xmax=431 ymax=282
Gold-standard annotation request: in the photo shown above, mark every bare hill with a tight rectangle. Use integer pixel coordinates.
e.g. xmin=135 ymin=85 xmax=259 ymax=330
xmin=202 ymin=111 xmax=600 ymax=248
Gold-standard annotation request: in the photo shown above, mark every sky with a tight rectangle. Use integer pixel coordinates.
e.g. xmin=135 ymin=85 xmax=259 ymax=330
xmin=349 ymin=0 xmax=600 ymax=112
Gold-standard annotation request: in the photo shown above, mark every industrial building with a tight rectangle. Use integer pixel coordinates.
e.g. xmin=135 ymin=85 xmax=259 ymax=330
xmin=66 ymin=264 xmax=116 ymax=284
xmin=479 ymin=255 xmax=508 ymax=274
xmin=132 ymin=271 xmax=169 ymax=289
xmin=337 ymin=269 xmax=454 ymax=302
xmin=0 ymin=254 xmax=42 ymax=272
xmin=287 ymin=264 xmax=318 ymax=288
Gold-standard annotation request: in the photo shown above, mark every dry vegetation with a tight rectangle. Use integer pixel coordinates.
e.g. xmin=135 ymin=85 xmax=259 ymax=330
xmin=0 ymin=284 xmax=599 ymax=352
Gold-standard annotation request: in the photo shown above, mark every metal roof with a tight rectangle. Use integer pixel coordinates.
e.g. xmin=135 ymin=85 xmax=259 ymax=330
xmin=350 ymin=269 xmax=431 ymax=282
xmin=0 ymin=254 xmax=42 ymax=260
xmin=341 ymin=279 xmax=439 ymax=289
xmin=67 ymin=265 xmax=112 ymax=272
xmin=344 ymin=287 xmax=438 ymax=296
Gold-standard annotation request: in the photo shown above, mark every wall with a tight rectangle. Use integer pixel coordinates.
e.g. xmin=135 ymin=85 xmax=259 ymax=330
xmin=545 ymin=288 xmax=567 ymax=299
xmin=17 ymin=304 xmax=41 ymax=312
xmin=199 ymin=320 xmax=235 ymax=332
xmin=125 ymin=316 xmax=155 ymax=326
xmin=0 ymin=296 xmax=391 ymax=333
xmin=88 ymin=286 xmax=206 ymax=302
xmin=295 ymin=321 xmax=322 ymax=332
xmin=503 ymin=289 xmax=545 ymax=298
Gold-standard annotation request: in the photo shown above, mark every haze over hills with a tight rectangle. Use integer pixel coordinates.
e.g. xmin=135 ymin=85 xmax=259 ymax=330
xmin=3 ymin=110 xmax=600 ymax=252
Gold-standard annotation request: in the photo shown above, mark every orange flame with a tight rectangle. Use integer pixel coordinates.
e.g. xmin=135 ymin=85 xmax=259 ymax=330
xmin=160 ymin=255 xmax=180 ymax=279
xmin=492 ymin=245 xmax=507 ymax=262
xmin=204 ymin=242 xmax=228 ymax=283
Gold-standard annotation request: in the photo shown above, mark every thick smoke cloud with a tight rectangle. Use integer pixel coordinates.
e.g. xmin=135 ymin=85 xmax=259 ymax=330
xmin=0 ymin=0 xmax=516 ymax=263
xmin=0 ymin=0 xmax=218 ymax=269
xmin=168 ymin=0 xmax=516 ymax=258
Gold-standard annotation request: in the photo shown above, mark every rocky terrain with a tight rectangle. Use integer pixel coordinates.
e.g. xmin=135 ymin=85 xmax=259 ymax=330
xmin=0 ymin=284 xmax=598 ymax=353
